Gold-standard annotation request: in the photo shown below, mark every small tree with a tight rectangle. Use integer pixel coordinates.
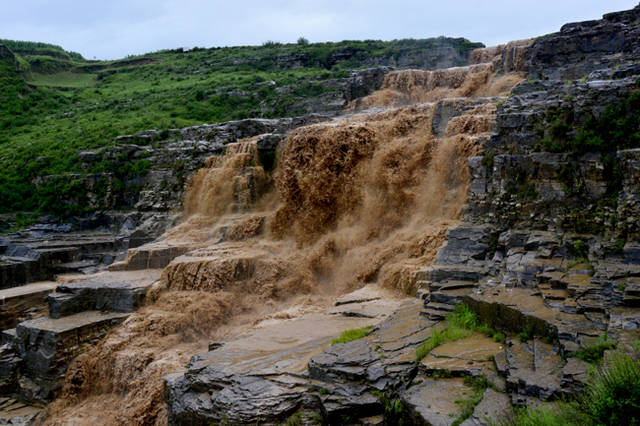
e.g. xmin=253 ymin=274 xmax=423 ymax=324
xmin=297 ymin=37 xmax=309 ymax=46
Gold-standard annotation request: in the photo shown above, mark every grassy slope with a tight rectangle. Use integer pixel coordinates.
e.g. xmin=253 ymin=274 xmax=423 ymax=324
xmin=0 ymin=38 xmax=482 ymax=214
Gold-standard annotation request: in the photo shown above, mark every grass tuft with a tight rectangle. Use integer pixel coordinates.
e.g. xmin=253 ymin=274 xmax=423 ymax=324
xmin=331 ymin=325 xmax=373 ymax=345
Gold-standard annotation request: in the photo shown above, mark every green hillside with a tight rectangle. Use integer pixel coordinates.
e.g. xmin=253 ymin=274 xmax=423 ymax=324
xmin=0 ymin=37 xmax=483 ymax=214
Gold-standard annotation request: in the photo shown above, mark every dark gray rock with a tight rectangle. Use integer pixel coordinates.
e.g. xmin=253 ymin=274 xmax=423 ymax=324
xmin=436 ymin=225 xmax=496 ymax=265
xmin=48 ymin=271 xmax=159 ymax=318
xmin=0 ymin=345 xmax=20 ymax=394
xmin=14 ymin=311 xmax=129 ymax=402
xmin=460 ymin=388 xmax=512 ymax=426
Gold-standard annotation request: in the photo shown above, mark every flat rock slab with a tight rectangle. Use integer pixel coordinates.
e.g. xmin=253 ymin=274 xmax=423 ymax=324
xmin=196 ymin=313 xmax=377 ymax=376
xmin=48 ymin=270 xmax=161 ymax=318
xmin=328 ymin=298 xmax=404 ymax=319
xmin=334 ymin=284 xmax=392 ymax=306
xmin=0 ymin=282 xmax=57 ymax=330
xmin=17 ymin=310 xmax=129 ymax=334
xmin=166 ymin=298 xmax=438 ymax=424
xmin=402 ymin=377 xmax=470 ymax=426
xmin=421 ymin=332 xmax=504 ymax=376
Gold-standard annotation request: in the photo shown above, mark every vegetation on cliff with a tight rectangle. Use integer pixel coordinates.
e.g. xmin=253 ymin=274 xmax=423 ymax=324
xmin=542 ymin=90 xmax=640 ymax=155
xmin=0 ymin=37 xmax=481 ymax=215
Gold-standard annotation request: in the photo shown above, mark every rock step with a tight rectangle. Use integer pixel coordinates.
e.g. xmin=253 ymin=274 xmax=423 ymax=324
xmin=424 ymin=301 xmax=455 ymax=312
xmin=429 ymin=287 xmax=475 ymax=305
xmin=416 ymin=265 xmax=488 ymax=283
xmin=0 ymin=257 xmax=54 ymax=290
xmin=15 ymin=311 xmax=130 ymax=402
xmin=0 ymin=343 xmax=20 ymax=393
xmin=54 ymin=259 xmax=99 ymax=272
xmin=22 ymin=236 xmax=123 ymax=255
xmin=109 ymin=244 xmax=192 ymax=271
xmin=48 ymin=270 xmax=161 ymax=319
xmin=421 ymin=308 xmax=447 ymax=321
xmin=429 ymin=280 xmax=477 ymax=291
xmin=0 ymin=282 xmax=58 ymax=330
xmin=422 ymin=301 xmax=455 ymax=320
xmin=540 ymin=288 xmax=569 ymax=302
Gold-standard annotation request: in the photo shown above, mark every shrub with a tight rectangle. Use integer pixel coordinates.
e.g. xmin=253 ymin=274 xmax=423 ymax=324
xmin=297 ymin=37 xmax=309 ymax=46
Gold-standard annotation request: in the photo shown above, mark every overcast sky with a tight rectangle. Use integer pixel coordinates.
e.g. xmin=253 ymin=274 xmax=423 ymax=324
xmin=1 ymin=1 xmax=637 ymax=60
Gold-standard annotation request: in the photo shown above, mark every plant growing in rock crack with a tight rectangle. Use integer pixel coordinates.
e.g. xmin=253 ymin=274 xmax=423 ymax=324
xmin=373 ymin=390 xmax=405 ymax=425
xmin=284 ymin=411 xmax=303 ymax=426
xmin=574 ymin=334 xmax=617 ymax=364
xmin=452 ymin=376 xmax=488 ymax=426
xmin=517 ymin=325 xmax=534 ymax=342
xmin=415 ymin=304 xmax=499 ymax=361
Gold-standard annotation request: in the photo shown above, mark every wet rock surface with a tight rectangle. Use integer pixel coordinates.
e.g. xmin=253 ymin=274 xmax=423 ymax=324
xmin=47 ymin=270 xmax=161 ymax=318
xmin=165 ymin=288 xmax=409 ymax=424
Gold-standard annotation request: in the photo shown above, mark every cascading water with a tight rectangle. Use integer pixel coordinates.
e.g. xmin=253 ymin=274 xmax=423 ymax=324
xmin=43 ymin=47 xmax=519 ymax=425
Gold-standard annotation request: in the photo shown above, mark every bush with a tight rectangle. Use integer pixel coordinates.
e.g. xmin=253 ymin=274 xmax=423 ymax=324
xmin=297 ymin=37 xmax=309 ymax=46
